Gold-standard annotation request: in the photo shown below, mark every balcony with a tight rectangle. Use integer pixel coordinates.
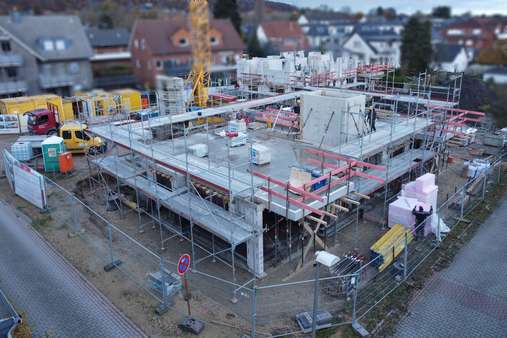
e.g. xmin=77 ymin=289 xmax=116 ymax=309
xmin=39 ymin=74 xmax=74 ymax=89
xmin=0 ymin=54 xmax=22 ymax=67
xmin=0 ymin=80 xmax=27 ymax=95
xmin=93 ymin=74 xmax=136 ymax=89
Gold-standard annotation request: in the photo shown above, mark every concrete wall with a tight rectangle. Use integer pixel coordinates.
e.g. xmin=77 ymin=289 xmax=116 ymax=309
xmin=301 ymin=90 xmax=367 ymax=147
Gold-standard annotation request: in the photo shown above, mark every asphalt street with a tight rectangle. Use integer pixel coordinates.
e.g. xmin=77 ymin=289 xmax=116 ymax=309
xmin=0 ymin=200 xmax=146 ymax=338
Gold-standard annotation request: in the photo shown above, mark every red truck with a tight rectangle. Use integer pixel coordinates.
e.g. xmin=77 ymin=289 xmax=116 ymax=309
xmin=26 ymin=108 xmax=60 ymax=135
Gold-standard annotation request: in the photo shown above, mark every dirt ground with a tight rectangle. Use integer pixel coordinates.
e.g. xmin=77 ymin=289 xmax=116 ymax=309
xmin=0 ymin=130 xmax=503 ymax=338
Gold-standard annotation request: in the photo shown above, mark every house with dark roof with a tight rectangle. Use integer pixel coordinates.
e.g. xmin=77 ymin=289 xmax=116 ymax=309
xmin=341 ymin=27 xmax=401 ymax=66
xmin=86 ymin=27 xmax=135 ymax=89
xmin=483 ymin=67 xmax=507 ymax=84
xmin=130 ymin=17 xmax=245 ymax=87
xmin=257 ymin=21 xmax=309 ymax=53
xmin=305 ymin=24 xmax=330 ymax=50
xmin=0 ymin=13 xmax=93 ymax=97
xmin=432 ymin=43 xmax=469 ymax=73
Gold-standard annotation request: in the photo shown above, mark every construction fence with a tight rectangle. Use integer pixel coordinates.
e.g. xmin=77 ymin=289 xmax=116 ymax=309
xmin=25 ymin=151 xmax=507 ymax=336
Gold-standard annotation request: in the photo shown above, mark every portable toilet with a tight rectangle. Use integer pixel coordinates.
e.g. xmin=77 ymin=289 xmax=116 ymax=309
xmin=41 ymin=136 xmax=65 ymax=172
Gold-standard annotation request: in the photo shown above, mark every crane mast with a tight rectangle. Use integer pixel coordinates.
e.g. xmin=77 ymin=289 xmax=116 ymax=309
xmin=189 ymin=0 xmax=211 ymax=108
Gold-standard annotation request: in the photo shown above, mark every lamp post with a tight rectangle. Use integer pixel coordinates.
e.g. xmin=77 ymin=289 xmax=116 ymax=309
xmin=311 ymin=250 xmax=339 ymax=337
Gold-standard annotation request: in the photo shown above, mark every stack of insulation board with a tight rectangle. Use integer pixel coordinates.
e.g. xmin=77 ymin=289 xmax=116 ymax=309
xmin=401 ymin=173 xmax=438 ymax=209
xmin=387 ymin=196 xmax=430 ymax=230
xmin=370 ymin=223 xmax=413 ymax=272
xmin=389 ymin=173 xmax=449 ymax=238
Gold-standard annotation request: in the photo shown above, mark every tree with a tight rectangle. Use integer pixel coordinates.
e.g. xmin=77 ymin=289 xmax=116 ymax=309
xmin=247 ymin=32 xmax=266 ymax=57
xmin=213 ymin=0 xmax=242 ymax=34
xmin=401 ymin=17 xmax=432 ymax=75
xmin=432 ymin=6 xmax=451 ymax=19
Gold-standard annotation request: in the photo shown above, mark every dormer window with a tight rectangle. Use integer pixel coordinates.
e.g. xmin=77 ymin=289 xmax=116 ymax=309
xmin=55 ymin=39 xmax=65 ymax=50
xmin=179 ymin=37 xmax=189 ymax=46
xmin=210 ymin=36 xmax=219 ymax=45
xmin=43 ymin=39 xmax=54 ymax=51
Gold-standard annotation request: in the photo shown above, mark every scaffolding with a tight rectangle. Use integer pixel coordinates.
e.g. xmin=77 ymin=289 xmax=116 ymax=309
xmin=82 ymin=56 xmax=484 ymax=295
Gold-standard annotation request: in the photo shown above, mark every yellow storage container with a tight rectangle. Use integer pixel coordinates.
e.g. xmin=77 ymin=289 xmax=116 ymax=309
xmin=370 ymin=224 xmax=413 ymax=272
xmin=112 ymin=89 xmax=142 ymax=113
xmin=0 ymin=94 xmax=65 ymax=131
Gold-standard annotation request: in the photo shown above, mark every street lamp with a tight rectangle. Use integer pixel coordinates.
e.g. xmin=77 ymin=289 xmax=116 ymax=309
xmin=311 ymin=250 xmax=339 ymax=337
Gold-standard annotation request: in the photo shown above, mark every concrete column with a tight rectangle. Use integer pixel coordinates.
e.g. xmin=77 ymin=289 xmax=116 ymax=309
xmin=234 ymin=198 xmax=265 ymax=277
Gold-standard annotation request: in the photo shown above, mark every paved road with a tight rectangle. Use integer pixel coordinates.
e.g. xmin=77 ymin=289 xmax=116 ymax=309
xmin=394 ymin=194 xmax=507 ymax=337
xmin=0 ymin=201 xmax=146 ymax=338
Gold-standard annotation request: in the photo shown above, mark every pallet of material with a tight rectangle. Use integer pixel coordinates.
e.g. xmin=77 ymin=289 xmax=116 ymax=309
xmin=370 ymin=223 xmax=413 ymax=272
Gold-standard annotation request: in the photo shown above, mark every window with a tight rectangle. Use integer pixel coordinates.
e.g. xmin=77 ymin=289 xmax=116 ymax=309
xmin=155 ymin=60 xmax=163 ymax=70
xmin=472 ymin=28 xmax=482 ymax=35
xmin=43 ymin=40 xmax=54 ymax=51
xmin=38 ymin=115 xmax=48 ymax=124
xmin=6 ymin=67 xmax=17 ymax=78
xmin=55 ymin=39 xmax=65 ymax=50
xmin=75 ymin=130 xmax=90 ymax=141
xmin=134 ymin=39 xmax=139 ymax=49
xmin=136 ymin=59 xmax=141 ymax=68
xmin=178 ymin=37 xmax=188 ymax=46
xmin=210 ymin=36 xmax=218 ymax=45
xmin=62 ymin=130 xmax=72 ymax=139
xmin=447 ymin=29 xmax=464 ymax=36
xmin=141 ymin=39 xmax=145 ymax=50
xmin=68 ymin=62 xmax=79 ymax=74
xmin=1 ymin=41 xmax=11 ymax=52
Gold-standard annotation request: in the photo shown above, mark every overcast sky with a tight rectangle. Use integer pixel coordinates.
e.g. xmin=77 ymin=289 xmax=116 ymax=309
xmin=278 ymin=0 xmax=507 ymax=15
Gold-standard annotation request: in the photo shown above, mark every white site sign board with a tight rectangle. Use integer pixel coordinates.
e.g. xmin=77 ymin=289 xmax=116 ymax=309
xmin=2 ymin=149 xmax=46 ymax=209
xmin=0 ymin=114 xmax=21 ymax=134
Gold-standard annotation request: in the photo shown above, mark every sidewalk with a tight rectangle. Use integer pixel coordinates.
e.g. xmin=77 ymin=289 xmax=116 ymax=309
xmin=0 ymin=200 xmax=146 ymax=337
xmin=394 ymin=194 xmax=507 ymax=337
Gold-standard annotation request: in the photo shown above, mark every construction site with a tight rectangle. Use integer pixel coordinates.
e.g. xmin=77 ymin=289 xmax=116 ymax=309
xmin=1 ymin=2 xmax=506 ymax=337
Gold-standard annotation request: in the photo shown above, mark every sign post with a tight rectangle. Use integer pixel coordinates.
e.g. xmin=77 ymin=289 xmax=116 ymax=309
xmin=178 ymin=254 xmax=192 ymax=316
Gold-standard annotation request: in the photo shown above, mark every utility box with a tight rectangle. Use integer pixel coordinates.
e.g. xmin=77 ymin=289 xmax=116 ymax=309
xmin=251 ymin=143 xmax=271 ymax=165
xmin=41 ymin=136 xmax=65 ymax=172
xmin=188 ymin=143 xmax=208 ymax=158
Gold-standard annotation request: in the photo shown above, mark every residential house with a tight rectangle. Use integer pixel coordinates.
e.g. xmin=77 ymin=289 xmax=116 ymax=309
xmin=432 ymin=44 xmax=469 ymax=72
xmin=130 ymin=17 xmax=245 ymax=87
xmin=257 ymin=21 xmax=309 ymax=53
xmin=483 ymin=67 xmax=507 ymax=84
xmin=0 ymin=14 xmax=93 ymax=97
xmin=341 ymin=27 xmax=401 ymax=66
xmin=297 ymin=11 xmax=351 ymax=26
xmin=305 ymin=24 xmax=330 ymax=50
xmin=441 ymin=18 xmax=500 ymax=50
xmin=86 ymin=27 xmax=135 ymax=89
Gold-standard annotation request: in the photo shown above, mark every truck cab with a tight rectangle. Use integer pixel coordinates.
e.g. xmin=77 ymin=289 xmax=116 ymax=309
xmin=58 ymin=123 xmax=106 ymax=154
xmin=26 ymin=109 xmax=59 ymax=135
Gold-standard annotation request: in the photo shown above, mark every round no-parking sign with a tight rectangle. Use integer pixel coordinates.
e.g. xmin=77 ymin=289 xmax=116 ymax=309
xmin=177 ymin=254 xmax=191 ymax=275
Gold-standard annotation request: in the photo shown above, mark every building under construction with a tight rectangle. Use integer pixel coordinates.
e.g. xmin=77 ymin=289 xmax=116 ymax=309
xmin=86 ymin=52 xmax=483 ymax=280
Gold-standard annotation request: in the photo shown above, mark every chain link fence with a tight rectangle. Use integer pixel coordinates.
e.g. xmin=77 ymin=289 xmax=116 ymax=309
xmin=8 ymin=150 xmax=506 ymax=337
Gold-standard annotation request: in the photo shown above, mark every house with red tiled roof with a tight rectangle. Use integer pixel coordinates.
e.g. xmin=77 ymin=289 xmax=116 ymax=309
xmin=257 ymin=21 xmax=309 ymax=53
xmin=130 ymin=17 xmax=245 ymax=87
xmin=441 ymin=18 xmax=500 ymax=50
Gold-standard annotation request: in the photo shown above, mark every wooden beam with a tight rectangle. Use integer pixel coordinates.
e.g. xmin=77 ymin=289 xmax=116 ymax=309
xmin=260 ymin=186 xmax=336 ymax=219
xmin=353 ymin=192 xmax=370 ymax=200
xmin=341 ymin=197 xmax=360 ymax=205
xmin=332 ymin=203 xmax=349 ymax=212
xmin=303 ymin=222 xmax=325 ymax=248
xmin=307 ymin=215 xmax=328 ymax=226
xmin=253 ymin=171 xmax=324 ymax=202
